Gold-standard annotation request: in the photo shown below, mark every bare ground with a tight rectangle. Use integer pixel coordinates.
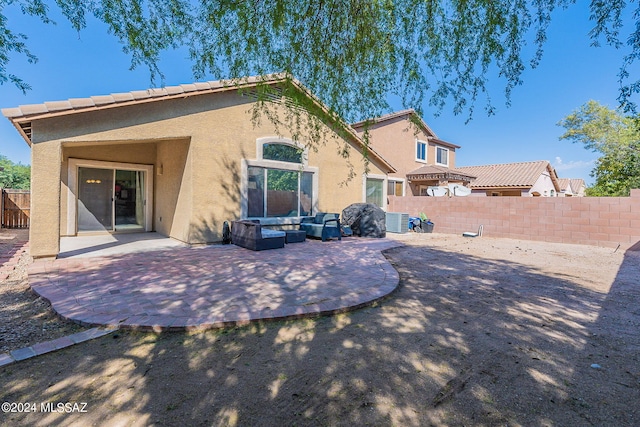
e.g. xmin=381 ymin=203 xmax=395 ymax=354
xmin=1 ymin=232 xmax=639 ymax=426
xmin=0 ymin=230 xmax=86 ymax=355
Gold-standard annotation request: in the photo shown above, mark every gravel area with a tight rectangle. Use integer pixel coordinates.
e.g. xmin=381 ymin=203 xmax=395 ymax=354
xmin=0 ymin=230 xmax=86 ymax=354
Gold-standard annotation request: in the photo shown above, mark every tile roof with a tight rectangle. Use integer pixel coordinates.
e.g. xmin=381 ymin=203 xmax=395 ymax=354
xmin=351 ymin=109 xmax=432 ymax=130
xmin=407 ymin=164 xmax=476 ymax=180
xmin=350 ymin=109 xmax=461 ymax=149
xmin=456 ymin=160 xmax=556 ymax=188
xmin=558 ymin=178 xmax=572 ymax=192
xmin=2 ymin=73 xmax=396 ymax=173
xmin=570 ymin=178 xmax=586 ymax=193
xmin=2 ymin=75 xmax=283 ymax=121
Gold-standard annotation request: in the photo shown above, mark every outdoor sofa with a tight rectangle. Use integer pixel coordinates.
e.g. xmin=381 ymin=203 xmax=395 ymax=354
xmin=231 ymin=220 xmax=286 ymax=251
xmin=300 ymin=213 xmax=342 ymax=242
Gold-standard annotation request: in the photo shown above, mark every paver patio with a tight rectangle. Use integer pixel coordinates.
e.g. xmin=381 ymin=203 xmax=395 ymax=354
xmin=28 ymin=238 xmax=402 ymax=331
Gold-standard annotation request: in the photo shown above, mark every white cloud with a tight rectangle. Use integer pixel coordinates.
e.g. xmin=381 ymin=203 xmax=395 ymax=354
xmin=553 ymin=157 xmax=594 ymax=171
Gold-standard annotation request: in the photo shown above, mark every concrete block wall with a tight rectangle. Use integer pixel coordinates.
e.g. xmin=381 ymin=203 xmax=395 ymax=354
xmin=388 ymin=189 xmax=640 ymax=249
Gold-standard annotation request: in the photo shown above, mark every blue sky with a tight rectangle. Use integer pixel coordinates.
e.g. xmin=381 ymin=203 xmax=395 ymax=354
xmin=1 ymin=3 xmax=637 ymax=186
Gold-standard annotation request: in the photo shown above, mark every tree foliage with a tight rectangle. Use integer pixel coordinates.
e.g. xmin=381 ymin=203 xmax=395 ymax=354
xmin=2 ymin=0 xmax=640 ymax=122
xmin=558 ymin=100 xmax=640 ymax=196
xmin=0 ymin=154 xmax=30 ymax=189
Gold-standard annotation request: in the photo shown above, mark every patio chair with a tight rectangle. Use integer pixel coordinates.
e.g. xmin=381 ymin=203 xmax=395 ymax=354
xmin=300 ymin=213 xmax=342 ymax=242
xmin=231 ymin=220 xmax=286 ymax=250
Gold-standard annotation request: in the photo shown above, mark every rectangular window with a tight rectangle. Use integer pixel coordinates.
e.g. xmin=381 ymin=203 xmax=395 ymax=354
xmin=247 ymin=166 xmax=313 ymax=217
xmin=267 ymin=169 xmax=298 ymax=217
xmin=416 ymin=141 xmax=426 ymax=161
xmin=366 ymin=178 xmax=384 ymax=207
xmin=387 ymin=180 xmax=403 ymax=196
xmin=436 ymin=146 xmax=449 ymax=166
xmin=247 ymin=166 xmax=265 ymax=217
xmin=300 ymin=172 xmax=313 ymax=216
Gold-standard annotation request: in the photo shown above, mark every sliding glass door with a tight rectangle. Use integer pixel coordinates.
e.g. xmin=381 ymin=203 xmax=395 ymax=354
xmin=77 ymin=167 xmax=146 ymax=232
xmin=114 ymin=169 xmax=145 ymax=231
xmin=77 ymin=168 xmax=114 ymax=231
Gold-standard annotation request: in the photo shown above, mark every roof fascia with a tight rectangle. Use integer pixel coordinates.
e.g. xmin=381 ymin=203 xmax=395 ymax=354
xmin=4 ymin=74 xmax=396 ymax=173
xmin=352 ymin=109 xmax=439 ymax=138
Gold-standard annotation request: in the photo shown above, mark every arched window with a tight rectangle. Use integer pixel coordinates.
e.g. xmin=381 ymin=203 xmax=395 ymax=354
xmin=262 ymin=143 xmax=303 ymax=163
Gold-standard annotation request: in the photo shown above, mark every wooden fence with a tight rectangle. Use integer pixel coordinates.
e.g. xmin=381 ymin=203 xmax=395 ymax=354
xmin=2 ymin=189 xmax=30 ymax=229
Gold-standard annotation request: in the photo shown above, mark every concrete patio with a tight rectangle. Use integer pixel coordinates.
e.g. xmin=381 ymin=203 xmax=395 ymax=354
xmin=29 ymin=235 xmax=402 ymax=331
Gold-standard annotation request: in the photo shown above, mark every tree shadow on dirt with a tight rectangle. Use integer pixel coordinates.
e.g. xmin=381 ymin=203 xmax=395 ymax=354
xmin=575 ymin=244 xmax=640 ymax=426
xmin=1 ymin=242 xmax=638 ymax=426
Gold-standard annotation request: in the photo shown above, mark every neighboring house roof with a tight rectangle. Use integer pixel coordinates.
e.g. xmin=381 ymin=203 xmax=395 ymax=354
xmin=558 ymin=178 xmax=572 ymax=193
xmin=570 ymin=178 xmax=586 ymax=193
xmin=350 ymin=109 xmax=461 ymax=149
xmin=457 ymin=160 xmax=560 ymax=189
xmin=2 ymin=73 xmax=396 ymax=173
xmin=406 ymin=164 xmax=476 ymax=182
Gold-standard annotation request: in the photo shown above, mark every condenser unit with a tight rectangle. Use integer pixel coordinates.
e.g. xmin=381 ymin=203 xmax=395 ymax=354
xmin=385 ymin=212 xmax=409 ymax=234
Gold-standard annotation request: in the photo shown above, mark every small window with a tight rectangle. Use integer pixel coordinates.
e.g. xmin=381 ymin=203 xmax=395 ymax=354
xmin=436 ymin=146 xmax=448 ymax=166
xmin=387 ymin=180 xmax=403 ymax=196
xmin=263 ymin=143 xmax=303 ymax=163
xmin=366 ymin=178 xmax=384 ymax=207
xmin=416 ymin=141 xmax=427 ymax=162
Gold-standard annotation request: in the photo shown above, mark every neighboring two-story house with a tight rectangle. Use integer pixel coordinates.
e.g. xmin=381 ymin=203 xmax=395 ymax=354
xmin=351 ymin=109 xmax=475 ymax=198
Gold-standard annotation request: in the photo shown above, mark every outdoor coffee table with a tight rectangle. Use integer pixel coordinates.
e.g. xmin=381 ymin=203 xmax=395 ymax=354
xmin=285 ymin=230 xmax=306 ymax=243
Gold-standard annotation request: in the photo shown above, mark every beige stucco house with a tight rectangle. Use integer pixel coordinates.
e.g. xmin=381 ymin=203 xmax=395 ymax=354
xmin=456 ymin=160 xmax=561 ymax=197
xmin=3 ymin=75 xmax=394 ymax=258
xmin=351 ymin=109 xmax=475 ymax=198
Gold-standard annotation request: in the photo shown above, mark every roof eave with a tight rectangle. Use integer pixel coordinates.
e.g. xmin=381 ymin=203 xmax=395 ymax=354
xmin=470 ymin=186 xmax=531 ymax=190
xmin=351 ymin=109 xmax=440 ymax=139
xmin=427 ymin=136 xmax=461 ymax=149
xmin=3 ymin=73 xmax=397 ymax=173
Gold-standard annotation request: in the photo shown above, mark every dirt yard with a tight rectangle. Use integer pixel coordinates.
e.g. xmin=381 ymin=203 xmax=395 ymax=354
xmin=0 ymin=230 xmax=86 ymax=355
xmin=1 ymin=232 xmax=639 ymax=426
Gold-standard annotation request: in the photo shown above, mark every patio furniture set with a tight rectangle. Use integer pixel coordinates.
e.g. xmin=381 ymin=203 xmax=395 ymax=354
xmin=231 ymin=213 xmax=345 ymax=251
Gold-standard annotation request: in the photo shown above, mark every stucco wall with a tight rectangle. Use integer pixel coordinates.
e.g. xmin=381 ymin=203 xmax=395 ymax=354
xmin=28 ymin=90 xmax=383 ymax=256
xmin=154 ymin=139 xmax=191 ymax=242
xmin=529 ymin=170 xmax=558 ymax=197
xmin=30 ymin=140 xmax=62 ymax=258
xmin=355 ymin=115 xmax=457 ymax=193
xmin=356 ymin=116 xmax=422 ymax=183
xmin=388 ymin=189 xmax=640 ymax=250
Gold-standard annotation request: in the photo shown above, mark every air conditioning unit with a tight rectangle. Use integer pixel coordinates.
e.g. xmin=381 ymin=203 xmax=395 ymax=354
xmin=386 ymin=212 xmax=409 ymax=234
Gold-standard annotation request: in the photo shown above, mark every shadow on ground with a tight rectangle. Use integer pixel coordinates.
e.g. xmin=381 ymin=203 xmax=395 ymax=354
xmin=1 ymin=243 xmax=638 ymax=426
xmin=29 ymin=240 xmax=398 ymax=328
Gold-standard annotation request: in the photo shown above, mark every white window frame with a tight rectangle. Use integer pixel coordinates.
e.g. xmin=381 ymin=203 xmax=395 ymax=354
xmin=362 ymin=173 xmax=388 ymax=210
xmin=416 ymin=140 xmax=427 ymax=163
xmin=241 ymin=138 xmax=318 ymax=225
xmin=435 ymin=145 xmax=449 ymax=167
xmin=256 ymin=137 xmax=308 ymax=166
xmin=67 ymin=158 xmax=154 ymax=235
xmin=387 ymin=178 xmax=405 ymax=197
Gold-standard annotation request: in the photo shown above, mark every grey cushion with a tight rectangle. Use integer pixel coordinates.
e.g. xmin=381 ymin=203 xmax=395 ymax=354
xmin=261 ymin=229 xmax=286 ymax=239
